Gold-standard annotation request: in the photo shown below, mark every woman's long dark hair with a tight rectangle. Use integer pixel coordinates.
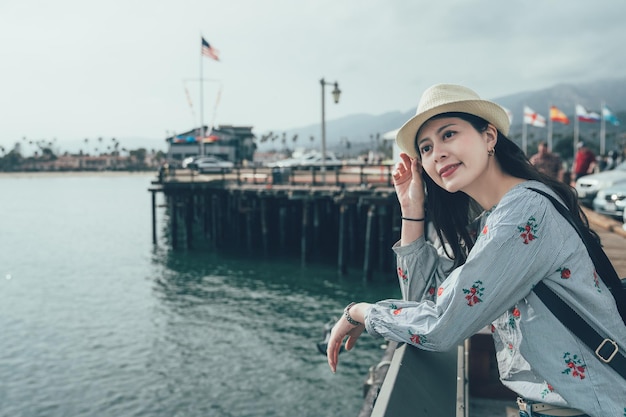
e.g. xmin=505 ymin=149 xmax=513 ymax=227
xmin=416 ymin=112 xmax=596 ymax=269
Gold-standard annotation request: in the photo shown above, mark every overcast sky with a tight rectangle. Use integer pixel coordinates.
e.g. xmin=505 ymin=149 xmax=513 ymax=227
xmin=2 ymin=0 xmax=625 ymax=153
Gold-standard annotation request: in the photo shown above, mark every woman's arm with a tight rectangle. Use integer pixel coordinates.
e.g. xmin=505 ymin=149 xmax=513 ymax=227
xmin=393 ymin=153 xmax=426 ymax=246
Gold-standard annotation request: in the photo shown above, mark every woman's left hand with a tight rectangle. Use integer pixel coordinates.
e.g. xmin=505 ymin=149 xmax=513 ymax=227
xmin=327 ymin=306 xmax=367 ymax=373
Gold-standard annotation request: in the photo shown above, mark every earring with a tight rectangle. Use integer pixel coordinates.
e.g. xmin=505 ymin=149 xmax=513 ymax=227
xmin=487 ymin=149 xmax=495 ymax=157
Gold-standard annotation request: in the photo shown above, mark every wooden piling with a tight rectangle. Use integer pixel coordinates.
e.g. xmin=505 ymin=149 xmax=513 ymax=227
xmin=363 ymin=204 xmax=376 ymax=282
xmin=170 ymin=195 xmax=178 ymax=250
xmin=301 ymin=200 xmax=309 ymax=266
xmin=261 ymin=197 xmax=269 ymax=256
xmin=211 ymin=194 xmax=219 ymax=248
xmin=378 ymin=205 xmax=387 ymax=273
xmin=279 ymin=206 xmax=287 ymax=251
xmin=338 ymin=204 xmax=348 ymax=276
xmin=185 ymin=194 xmax=193 ymax=249
xmin=151 ymin=190 xmax=157 ymax=244
xmin=246 ymin=197 xmax=254 ymax=252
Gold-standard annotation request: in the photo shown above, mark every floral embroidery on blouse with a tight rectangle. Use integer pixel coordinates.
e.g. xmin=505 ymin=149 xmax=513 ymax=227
xmin=397 ymin=267 xmax=408 ymax=284
xmin=557 ymin=267 xmax=571 ymax=279
xmin=437 ymin=287 xmax=444 ymax=297
xmin=562 ymin=352 xmax=586 ymax=380
xmin=508 ymin=307 xmax=521 ymax=329
xmin=463 ymin=280 xmax=484 ymax=306
xmin=390 ymin=303 xmax=402 ymax=315
xmin=427 ymin=286 xmax=435 ymax=296
xmin=593 ymin=271 xmax=601 ymax=292
xmin=408 ymin=329 xmax=427 ymax=345
xmin=518 ymin=216 xmax=539 ymax=244
xmin=468 ymin=205 xmax=496 ymax=241
xmin=540 ymin=383 xmax=555 ymax=399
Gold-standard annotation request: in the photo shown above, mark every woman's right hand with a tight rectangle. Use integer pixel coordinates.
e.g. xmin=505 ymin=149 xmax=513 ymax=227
xmin=392 ymin=153 xmax=426 ymax=212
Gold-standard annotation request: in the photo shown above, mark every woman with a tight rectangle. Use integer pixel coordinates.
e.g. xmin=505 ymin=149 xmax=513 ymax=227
xmin=326 ymin=84 xmax=626 ymax=416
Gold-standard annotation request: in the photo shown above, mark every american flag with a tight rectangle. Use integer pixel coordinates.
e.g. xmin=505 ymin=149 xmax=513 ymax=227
xmin=201 ymin=37 xmax=219 ymax=61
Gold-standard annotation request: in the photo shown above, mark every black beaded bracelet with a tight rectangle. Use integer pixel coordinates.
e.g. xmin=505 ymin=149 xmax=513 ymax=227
xmin=401 ymin=216 xmax=425 ymax=222
xmin=343 ymin=302 xmax=362 ymax=326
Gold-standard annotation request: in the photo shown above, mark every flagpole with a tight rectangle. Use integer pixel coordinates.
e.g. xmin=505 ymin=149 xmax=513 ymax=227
xmin=600 ymin=100 xmax=606 ymax=155
xmin=522 ymin=105 xmax=527 ymax=155
xmin=208 ymin=83 xmax=223 ymax=137
xmin=573 ymin=105 xmax=579 ymax=158
xmin=199 ymin=37 xmax=204 ymax=156
xmin=547 ymin=104 xmax=553 ymax=150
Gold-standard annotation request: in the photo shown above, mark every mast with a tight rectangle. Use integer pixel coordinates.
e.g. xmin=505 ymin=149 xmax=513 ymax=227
xmin=199 ymin=40 xmax=204 ymax=156
xmin=573 ymin=104 xmax=579 ymax=158
xmin=600 ymin=100 xmax=606 ymax=155
xmin=522 ymin=105 xmax=527 ymax=155
xmin=547 ymin=104 xmax=553 ymax=150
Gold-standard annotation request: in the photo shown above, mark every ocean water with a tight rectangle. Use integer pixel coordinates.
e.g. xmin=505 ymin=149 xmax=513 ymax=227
xmin=0 ymin=172 xmax=400 ymax=417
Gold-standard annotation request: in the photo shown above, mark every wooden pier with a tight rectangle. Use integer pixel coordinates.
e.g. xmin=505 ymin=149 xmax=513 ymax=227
xmin=149 ymin=165 xmax=401 ymax=279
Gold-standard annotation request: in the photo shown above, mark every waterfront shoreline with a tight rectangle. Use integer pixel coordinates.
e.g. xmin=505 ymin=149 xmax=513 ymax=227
xmin=0 ymin=170 xmax=156 ymax=179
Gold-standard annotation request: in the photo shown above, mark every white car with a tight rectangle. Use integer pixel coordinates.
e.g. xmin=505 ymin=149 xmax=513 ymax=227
xmin=593 ymin=184 xmax=626 ymax=219
xmin=187 ymin=156 xmax=234 ymax=173
xmin=575 ymin=161 xmax=626 ymax=205
xmin=269 ymin=152 xmax=342 ymax=170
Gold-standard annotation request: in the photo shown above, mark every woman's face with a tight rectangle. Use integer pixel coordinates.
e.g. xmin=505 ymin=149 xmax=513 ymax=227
xmin=416 ymin=116 xmax=496 ymax=194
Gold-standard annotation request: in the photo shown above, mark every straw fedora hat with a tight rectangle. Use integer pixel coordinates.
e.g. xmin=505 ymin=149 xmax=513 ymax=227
xmin=395 ymin=84 xmax=510 ymax=158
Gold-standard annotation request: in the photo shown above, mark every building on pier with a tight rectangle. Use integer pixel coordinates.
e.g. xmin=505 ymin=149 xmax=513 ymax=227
xmin=166 ymin=125 xmax=256 ymax=166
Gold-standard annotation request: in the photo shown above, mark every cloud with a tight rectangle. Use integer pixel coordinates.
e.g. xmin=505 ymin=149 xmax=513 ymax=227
xmin=1 ymin=0 xmax=625 ymax=154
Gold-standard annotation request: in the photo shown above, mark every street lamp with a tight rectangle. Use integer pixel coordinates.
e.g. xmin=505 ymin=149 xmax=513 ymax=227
xmin=320 ymin=78 xmax=341 ymax=182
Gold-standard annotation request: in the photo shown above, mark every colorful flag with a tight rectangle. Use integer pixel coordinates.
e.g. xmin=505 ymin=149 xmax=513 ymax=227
xmin=575 ymin=104 xmax=600 ymax=123
xmin=549 ymin=105 xmax=569 ymax=125
xmin=201 ymin=37 xmax=220 ymax=61
xmin=602 ymin=105 xmax=620 ymax=126
xmin=524 ymin=106 xmax=546 ymax=127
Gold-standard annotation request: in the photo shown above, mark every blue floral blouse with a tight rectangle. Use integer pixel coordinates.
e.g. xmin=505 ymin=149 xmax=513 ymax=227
xmin=364 ymin=180 xmax=626 ymax=417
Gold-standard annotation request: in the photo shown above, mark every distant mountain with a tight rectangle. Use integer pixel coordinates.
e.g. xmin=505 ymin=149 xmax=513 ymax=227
xmin=494 ymin=77 xmax=626 ymax=125
xmin=258 ymin=77 xmax=626 ymax=157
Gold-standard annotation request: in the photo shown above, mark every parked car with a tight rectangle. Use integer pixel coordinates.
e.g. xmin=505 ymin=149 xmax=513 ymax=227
xmin=267 ymin=156 xmax=303 ymax=169
xmin=187 ymin=156 xmax=234 ymax=173
xmin=181 ymin=155 xmax=199 ymax=169
xmin=593 ymin=184 xmax=626 ymax=219
xmin=268 ymin=152 xmax=342 ymax=170
xmin=575 ymin=161 xmax=626 ymax=205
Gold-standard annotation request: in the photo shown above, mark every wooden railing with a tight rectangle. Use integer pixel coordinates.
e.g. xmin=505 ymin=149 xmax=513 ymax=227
xmin=157 ymin=164 xmax=396 ymax=188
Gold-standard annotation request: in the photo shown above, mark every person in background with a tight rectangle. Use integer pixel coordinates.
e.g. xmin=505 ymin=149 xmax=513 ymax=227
xmin=572 ymin=142 xmax=596 ymax=182
xmin=326 ymin=84 xmax=626 ymax=417
xmin=529 ymin=141 xmax=562 ymax=180
xmin=604 ymin=151 xmax=617 ymax=171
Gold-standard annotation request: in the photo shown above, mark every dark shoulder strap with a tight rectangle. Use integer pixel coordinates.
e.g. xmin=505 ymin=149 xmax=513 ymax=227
xmin=526 ymin=187 xmax=624 ymax=294
xmin=528 ymin=186 xmax=626 ymax=379
xmin=534 ymin=281 xmax=626 ymax=378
